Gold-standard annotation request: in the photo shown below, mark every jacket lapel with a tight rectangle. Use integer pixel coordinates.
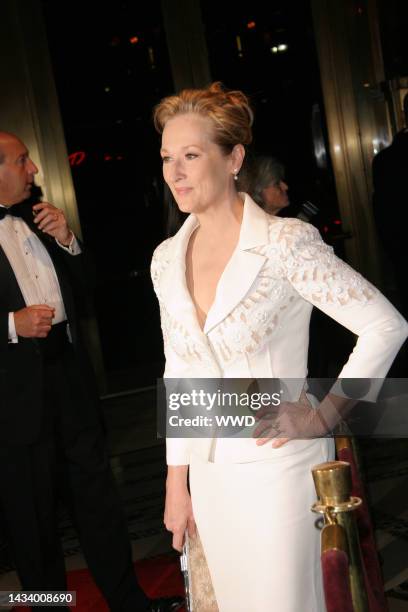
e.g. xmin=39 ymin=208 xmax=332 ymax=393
xmin=204 ymin=195 xmax=269 ymax=334
xmin=160 ymin=214 xmax=208 ymax=346
xmin=160 ymin=195 xmax=270 ymax=340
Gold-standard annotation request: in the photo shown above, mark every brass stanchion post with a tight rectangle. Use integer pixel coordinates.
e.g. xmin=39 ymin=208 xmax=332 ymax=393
xmin=312 ymin=461 xmax=369 ymax=612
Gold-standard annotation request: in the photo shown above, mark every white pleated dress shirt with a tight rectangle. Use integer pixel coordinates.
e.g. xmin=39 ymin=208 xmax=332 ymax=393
xmin=0 ymin=206 xmax=81 ymax=343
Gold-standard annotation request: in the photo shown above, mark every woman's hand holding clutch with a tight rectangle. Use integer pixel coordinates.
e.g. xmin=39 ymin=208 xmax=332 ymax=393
xmin=165 ymin=466 xmax=196 ymax=551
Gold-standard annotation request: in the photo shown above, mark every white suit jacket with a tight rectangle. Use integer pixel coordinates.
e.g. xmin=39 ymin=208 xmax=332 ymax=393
xmin=151 ymin=194 xmax=408 ymax=464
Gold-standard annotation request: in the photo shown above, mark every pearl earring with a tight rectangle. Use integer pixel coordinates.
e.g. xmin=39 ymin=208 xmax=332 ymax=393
xmin=233 ymin=169 xmax=239 ymax=181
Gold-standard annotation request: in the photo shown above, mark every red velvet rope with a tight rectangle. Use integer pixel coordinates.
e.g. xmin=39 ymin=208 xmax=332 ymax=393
xmin=337 ymin=447 xmax=388 ymax=612
xmin=322 ymin=549 xmax=354 ymax=612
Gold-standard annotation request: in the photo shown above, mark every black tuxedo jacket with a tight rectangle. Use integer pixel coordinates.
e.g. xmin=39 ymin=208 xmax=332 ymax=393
xmin=0 ymin=203 xmax=98 ymax=445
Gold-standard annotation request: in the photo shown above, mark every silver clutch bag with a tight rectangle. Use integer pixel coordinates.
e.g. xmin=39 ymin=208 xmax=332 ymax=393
xmin=180 ymin=530 xmax=219 ymax=612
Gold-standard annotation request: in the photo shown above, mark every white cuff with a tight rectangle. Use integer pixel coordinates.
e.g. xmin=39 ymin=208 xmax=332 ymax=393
xmin=56 ymin=233 xmax=81 ymax=255
xmin=166 ymin=438 xmax=191 ymax=465
xmin=8 ymin=312 xmax=18 ymax=344
xmin=330 ymin=378 xmax=386 ymax=403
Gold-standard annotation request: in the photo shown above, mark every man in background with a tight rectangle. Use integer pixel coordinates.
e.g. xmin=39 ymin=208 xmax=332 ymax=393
xmin=0 ymin=131 xmax=182 ymax=612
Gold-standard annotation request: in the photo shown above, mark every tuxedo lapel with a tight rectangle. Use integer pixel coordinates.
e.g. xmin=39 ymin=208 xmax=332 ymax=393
xmin=0 ymin=247 xmax=26 ymax=311
xmin=19 ymin=202 xmax=55 ymax=247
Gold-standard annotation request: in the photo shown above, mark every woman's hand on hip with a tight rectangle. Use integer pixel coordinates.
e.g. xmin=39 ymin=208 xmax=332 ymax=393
xmin=254 ymin=390 xmax=327 ymax=448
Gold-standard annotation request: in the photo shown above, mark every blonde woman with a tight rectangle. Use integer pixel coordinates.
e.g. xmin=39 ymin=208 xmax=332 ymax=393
xmin=151 ymin=83 xmax=407 ymax=612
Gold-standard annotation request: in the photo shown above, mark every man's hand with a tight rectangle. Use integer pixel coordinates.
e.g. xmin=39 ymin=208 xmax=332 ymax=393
xmin=14 ymin=305 xmax=55 ymax=338
xmin=33 ymin=202 xmax=73 ymax=246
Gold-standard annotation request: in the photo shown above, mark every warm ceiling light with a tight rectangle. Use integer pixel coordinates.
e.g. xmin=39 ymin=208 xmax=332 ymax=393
xmin=247 ymin=21 xmax=256 ymax=29
xmin=130 ymin=36 xmax=139 ymax=44
xmin=278 ymin=44 xmax=288 ymax=52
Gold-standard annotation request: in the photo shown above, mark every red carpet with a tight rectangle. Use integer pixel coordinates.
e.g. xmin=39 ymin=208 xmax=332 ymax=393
xmin=13 ymin=555 xmax=185 ymax=611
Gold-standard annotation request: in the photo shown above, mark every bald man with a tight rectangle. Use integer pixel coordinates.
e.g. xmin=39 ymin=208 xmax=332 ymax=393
xmin=0 ymin=133 xmax=181 ymax=612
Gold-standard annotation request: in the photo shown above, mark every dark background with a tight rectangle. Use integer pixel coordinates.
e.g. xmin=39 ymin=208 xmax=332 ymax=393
xmin=40 ymin=0 xmax=407 ymax=388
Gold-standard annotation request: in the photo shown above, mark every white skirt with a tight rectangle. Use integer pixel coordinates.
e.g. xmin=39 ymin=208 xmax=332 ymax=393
xmin=189 ymin=438 xmax=334 ymax=612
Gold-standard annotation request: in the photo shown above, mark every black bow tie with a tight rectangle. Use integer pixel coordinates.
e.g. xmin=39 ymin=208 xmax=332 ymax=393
xmin=0 ymin=202 xmax=31 ymax=221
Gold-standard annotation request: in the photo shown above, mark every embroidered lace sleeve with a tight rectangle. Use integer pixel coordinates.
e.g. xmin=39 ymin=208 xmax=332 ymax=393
xmin=150 ymin=237 xmax=179 ymax=370
xmin=151 ymin=238 xmax=192 ymax=465
xmin=277 ymin=218 xmax=408 ymax=379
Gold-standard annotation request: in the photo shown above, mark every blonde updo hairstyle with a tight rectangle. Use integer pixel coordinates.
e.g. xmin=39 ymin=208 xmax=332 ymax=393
xmin=153 ymin=82 xmax=253 ymax=154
